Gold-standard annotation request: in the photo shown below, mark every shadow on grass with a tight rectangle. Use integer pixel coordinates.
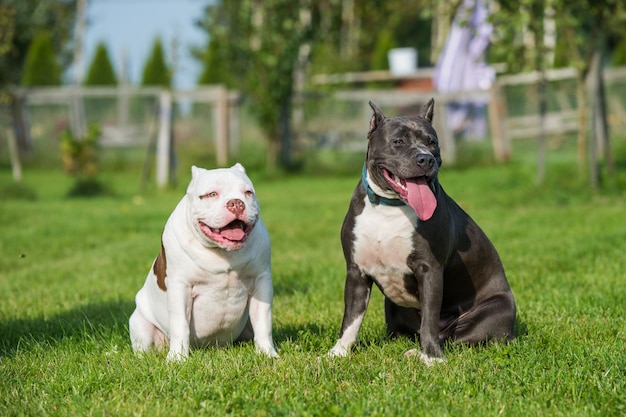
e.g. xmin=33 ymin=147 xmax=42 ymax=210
xmin=0 ymin=301 xmax=528 ymax=359
xmin=0 ymin=299 xmax=134 ymax=358
xmin=514 ymin=316 xmax=529 ymax=339
xmin=273 ymin=315 xmax=529 ymax=354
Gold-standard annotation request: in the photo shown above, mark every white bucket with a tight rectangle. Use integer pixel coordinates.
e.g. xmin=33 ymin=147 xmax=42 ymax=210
xmin=387 ymin=47 xmax=418 ymax=75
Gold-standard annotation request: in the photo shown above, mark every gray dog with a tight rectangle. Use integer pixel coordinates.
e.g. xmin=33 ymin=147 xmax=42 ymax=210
xmin=329 ymin=99 xmax=516 ymax=365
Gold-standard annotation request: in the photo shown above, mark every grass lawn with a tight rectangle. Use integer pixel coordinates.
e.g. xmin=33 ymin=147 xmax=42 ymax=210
xmin=1 ymin=154 xmax=625 ymax=416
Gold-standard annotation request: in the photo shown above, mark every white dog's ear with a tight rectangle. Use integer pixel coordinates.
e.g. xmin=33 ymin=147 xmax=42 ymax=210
xmin=231 ymin=163 xmax=246 ymax=173
xmin=188 ymin=165 xmax=201 ymax=193
xmin=191 ymin=165 xmax=201 ymax=178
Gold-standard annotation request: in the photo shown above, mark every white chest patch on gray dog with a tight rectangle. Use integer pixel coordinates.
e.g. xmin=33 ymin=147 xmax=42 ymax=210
xmin=352 ymin=197 xmax=420 ymax=308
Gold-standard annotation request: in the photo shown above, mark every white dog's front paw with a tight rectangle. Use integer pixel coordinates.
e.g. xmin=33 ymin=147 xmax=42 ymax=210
xmin=403 ymin=349 xmax=445 ymax=366
xmin=328 ymin=342 xmax=349 ymax=357
xmin=166 ymin=349 xmax=188 ymax=362
xmin=256 ymin=343 xmax=279 ymax=358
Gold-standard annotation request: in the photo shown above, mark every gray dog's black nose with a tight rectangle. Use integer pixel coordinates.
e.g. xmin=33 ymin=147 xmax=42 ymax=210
xmin=416 ymin=154 xmax=435 ymax=170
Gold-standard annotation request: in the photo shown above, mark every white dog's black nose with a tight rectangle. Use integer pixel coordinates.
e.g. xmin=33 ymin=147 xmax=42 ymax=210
xmin=227 ymin=199 xmax=245 ymax=216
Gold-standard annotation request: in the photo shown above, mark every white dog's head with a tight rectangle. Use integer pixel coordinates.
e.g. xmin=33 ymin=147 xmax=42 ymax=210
xmin=186 ymin=163 xmax=260 ymax=251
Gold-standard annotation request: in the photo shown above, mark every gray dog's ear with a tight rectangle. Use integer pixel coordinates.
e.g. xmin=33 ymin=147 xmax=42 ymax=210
xmin=419 ymin=98 xmax=435 ymax=122
xmin=368 ymin=101 xmax=385 ymax=133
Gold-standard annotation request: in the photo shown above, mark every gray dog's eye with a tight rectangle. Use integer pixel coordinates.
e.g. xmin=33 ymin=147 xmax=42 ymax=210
xmin=393 ymin=139 xmax=405 ymax=145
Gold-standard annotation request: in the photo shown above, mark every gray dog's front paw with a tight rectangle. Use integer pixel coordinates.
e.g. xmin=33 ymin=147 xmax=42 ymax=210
xmin=328 ymin=342 xmax=349 ymax=357
xmin=403 ymin=348 xmax=445 ymax=366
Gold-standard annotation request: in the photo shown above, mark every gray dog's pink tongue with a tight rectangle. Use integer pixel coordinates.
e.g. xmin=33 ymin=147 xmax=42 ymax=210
xmin=406 ymin=178 xmax=437 ymax=221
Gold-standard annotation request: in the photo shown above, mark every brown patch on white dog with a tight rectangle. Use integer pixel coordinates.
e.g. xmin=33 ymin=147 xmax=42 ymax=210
xmin=154 ymin=240 xmax=167 ymax=291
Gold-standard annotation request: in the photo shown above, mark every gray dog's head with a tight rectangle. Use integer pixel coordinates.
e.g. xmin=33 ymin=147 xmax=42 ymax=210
xmin=365 ymin=99 xmax=441 ymax=220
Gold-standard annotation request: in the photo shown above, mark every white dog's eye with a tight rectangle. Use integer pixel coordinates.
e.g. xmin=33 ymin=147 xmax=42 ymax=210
xmin=245 ymin=190 xmax=254 ymax=198
xmin=199 ymin=191 xmax=218 ymax=200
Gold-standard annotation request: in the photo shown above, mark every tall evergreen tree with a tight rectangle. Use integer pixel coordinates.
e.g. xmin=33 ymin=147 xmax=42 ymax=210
xmin=1 ymin=0 xmax=75 ymax=88
xmin=20 ymin=31 xmax=61 ymax=86
xmin=197 ymin=36 xmax=230 ymax=86
xmin=84 ymin=41 xmax=117 ymax=86
xmin=141 ymin=37 xmax=171 ymax=87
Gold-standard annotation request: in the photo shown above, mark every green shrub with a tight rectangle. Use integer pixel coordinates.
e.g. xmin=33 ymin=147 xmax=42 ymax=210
xmin=60 ymin=123 xmax=113 ymax=197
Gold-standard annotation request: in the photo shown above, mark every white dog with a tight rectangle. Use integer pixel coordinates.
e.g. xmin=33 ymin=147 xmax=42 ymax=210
xmin=129 ymin=164 xmax=278 ymax=361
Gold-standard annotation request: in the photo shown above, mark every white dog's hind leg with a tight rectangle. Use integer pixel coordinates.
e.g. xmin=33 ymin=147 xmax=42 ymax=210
xmin=129 ymin=309 xmax=166 ymax=352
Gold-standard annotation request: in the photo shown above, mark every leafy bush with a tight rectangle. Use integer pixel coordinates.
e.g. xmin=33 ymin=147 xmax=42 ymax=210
xmin=60 ymin=123 xmax=113 ymax=197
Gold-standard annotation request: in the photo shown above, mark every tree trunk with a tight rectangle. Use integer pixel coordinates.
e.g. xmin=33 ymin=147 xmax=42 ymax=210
xmin=278 ymin=96 xmax=293 ymax=169
xmin=585 ymin=47 xmax=612 ymax=188
xmin=266 ymin=135 xmax=279 ymax=175
xmin=590 ymin=49 xmax=613 ymax=176
xmin=536 ymin=76 xmax=547 ymax=184
xmin=576 ymin=73 xmax=587 ymax=178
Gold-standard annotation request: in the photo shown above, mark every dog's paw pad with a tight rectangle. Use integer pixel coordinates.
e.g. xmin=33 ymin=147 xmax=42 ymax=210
xmin=264 ymin=350 xmax=280 ymax=358
xmin=403 ymin=349 xmax=445 ymax=366
xmin=166 ymin=351 xmax=188 ymax=362
xmin=328 ymin=344 xmax=349 ymax=357
xmin=403 ymin=348 xmax=420 ymax=359
xmin=420 ymin=353 xmax=445 ymax=367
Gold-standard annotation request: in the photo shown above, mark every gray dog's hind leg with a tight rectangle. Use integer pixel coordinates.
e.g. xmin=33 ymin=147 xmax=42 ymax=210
xmin=385 ymin=293 xmax=516 ymax=345
xmin=449 ymin=293 xmax=517 ymax=344
xmin=384 ymin=298 xmax=420 ymax=340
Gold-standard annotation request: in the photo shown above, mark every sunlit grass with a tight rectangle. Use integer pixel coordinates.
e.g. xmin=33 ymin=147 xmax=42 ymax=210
xmin=1 ymin=153 xmax=625 ymax=416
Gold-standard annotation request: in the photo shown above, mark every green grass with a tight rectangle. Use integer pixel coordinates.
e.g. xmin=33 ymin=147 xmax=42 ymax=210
xmin=1 ymin=154 xmax=626 ymax=416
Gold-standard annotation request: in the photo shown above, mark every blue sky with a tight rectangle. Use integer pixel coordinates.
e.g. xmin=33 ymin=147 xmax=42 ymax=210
xmin=83 ymin=0 xmax=210 ymax=89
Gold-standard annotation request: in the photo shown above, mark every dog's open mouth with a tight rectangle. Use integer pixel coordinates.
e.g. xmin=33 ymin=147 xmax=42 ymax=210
xmin=381 ymin=167 xmax=437 ymax=221
xmin=198 ymin=219 xmax=253 ymax=248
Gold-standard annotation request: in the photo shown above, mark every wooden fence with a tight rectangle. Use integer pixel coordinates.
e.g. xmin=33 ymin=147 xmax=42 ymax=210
xmin=9 ymin=85 xmax=239 ymax=187
xmin=305 ymin=66 xmax=626 ymax=165
xmin=5 ymin=66 xmax=626 ymax=185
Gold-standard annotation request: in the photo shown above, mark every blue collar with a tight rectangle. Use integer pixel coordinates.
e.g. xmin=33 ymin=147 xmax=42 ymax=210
xmin=362 ymin=164 xmax=406 ymax=207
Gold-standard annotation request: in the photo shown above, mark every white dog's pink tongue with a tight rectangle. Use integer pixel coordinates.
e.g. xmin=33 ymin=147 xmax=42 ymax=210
xmin=406 ymin=178 xmax=437 ymax=221
xmin=221 ymin=223 xmax=246 ymax=241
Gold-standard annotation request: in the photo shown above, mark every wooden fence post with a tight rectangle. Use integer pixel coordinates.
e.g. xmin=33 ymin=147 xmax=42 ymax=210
xmin=433 ymin=99 xmax=455 ymax=165
xmin=156 ymin=90 xmax=172 ymax=188
xmin=6 ymin=128 xmax=22 ymax=183
xmin=214 ymin=85 xmax=229 ymax=167
xmin=488 ymin=82 xmax=510 ymax=162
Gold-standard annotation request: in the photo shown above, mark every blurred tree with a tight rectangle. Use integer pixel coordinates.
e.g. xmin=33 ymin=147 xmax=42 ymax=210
xmin=197 ymin=35 xmax=230 ymax=86
xmin=195 ymin=0 xmax=431 ymax=171
xmin=0 ymin=5 xmax=14 ymax=73
xmin=196 ymin=0 xmax=314 ymax=172
xmin=611 ymin=38 xmax=626 ymax=66
xmin=141 ymin=37 xmax=171 ymax=88
xmin=307 ymin=0 xmax=433 ymax=75
xmin=21 ymin=31 xmax=62 ymax=86
xmin=0 ymin=0 xmax=76 ymax=88
xmin=0 ymin=0 xmax=76 ymax=153
xmin=491 ymin=0 xmax=626 ymax=187
xmin=84 ymin=41 xmax=117 ymax=86
xmin=370 ymin=29 xmax=396 ymax=71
